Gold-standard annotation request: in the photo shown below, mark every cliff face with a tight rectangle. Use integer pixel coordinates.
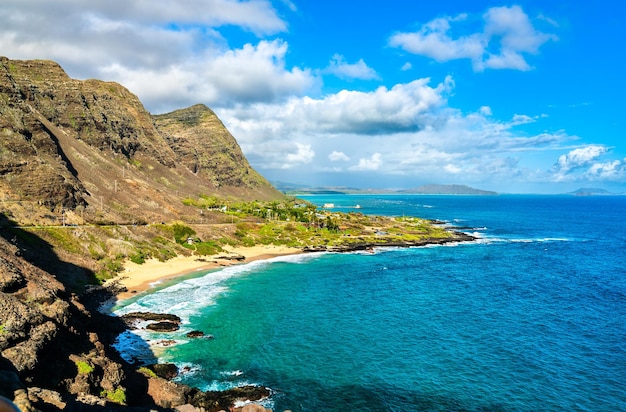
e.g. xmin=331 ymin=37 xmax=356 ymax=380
xmin=0 ymin=57 xmax=282 ymax=226
xmin=155 ymin=104 xmax=269 ymax=189
xmin=0 ymin=222 xmax=139 ymax=411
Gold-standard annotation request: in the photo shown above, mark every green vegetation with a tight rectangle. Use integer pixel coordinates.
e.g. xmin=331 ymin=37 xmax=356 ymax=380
xmin=75 ymin=360 xmax=94 ymax=375
xmin=101 ymin=388 xmax=126 ymax=404
xmin=14 ymin=197 xmax=460 ymax=287
xmin=137 ymin=366 xmax=157 ymax=378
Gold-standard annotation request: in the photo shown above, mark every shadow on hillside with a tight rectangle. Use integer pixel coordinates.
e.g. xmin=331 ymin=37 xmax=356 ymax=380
xmin=0 ymin=212 xmax=163 ymax=410
xmin=0 ymin=212 xmax=99 ymax=291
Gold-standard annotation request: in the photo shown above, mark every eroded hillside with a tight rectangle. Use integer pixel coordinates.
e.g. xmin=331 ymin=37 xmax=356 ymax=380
xmin=0 ymin=57 xmax=282 ymax=226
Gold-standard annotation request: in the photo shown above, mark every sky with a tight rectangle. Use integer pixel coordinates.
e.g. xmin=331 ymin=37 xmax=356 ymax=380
xmin=1 ymin=1 xmax=625 ymax=193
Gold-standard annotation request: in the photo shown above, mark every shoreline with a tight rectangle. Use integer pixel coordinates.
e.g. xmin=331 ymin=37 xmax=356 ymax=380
xmin=107 ymin=245 xmax=304 ymax=301
xmin=107 ymin=232 xmax=475 ymax=302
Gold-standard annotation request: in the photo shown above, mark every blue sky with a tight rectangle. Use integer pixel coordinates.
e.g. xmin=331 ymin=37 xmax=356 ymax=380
xmin=2 ymin=1 xmax=625 ymax=193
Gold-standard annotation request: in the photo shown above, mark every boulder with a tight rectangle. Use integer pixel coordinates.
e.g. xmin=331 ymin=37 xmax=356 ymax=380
xmin=146 ymin=321 xmax=180 ymax=332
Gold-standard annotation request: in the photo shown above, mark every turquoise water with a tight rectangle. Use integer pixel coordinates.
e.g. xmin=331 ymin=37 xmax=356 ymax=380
xmin=114 ymin=195 xmax=626 ymax=411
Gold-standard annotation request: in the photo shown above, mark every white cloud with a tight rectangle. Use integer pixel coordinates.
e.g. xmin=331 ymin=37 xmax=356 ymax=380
xmin=325 ymin=54 xmax=380 ymax=80
xmin=98 ymin=39 xmax=317 ymax=112
xmin=389 ymin=15 xmax=484 ymax=63
xmin=479 ymin=106 xmax=492 ymax=116
xmin=389 ymin=5 xmax=557 ymax=71
xmin=510 ymin=114 xmax=535 ymax=125
xmin=0 ymin=1 xmax=310 ymax=113
xmin=3 ymin=0 xmax=286 ymax=35
xmin=585 ymin=160 xmax=626 ymax=180
xmin=282 ymin=143 xmax=315 ymax=168
xmin=554 ymin=145 xmax=609 ymax=173
xmin=329 ymin=151 xmax=350 ymax=162
xmin=218 ymin=77 xmax=580 ymax=188
xmin=350 ymin=153 xmax=382 ymax=171
xmin=401 ymin=62 xmax=413 ymax=71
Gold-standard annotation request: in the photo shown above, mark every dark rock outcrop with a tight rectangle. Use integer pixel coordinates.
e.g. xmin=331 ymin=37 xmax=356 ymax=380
xmin=121 ymin=312 xmax=181 ymax=324
xmin=145 ymin=321 xmax=180 ymax=332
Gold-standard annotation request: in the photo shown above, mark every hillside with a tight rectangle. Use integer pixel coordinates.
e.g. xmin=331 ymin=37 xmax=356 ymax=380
xmin=0 ymin=57 xmax=282 ymax=227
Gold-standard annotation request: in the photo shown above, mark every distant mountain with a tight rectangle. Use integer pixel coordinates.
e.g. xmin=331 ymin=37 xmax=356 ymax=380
xmin=400 ymin=184 xmax=498 ymax=195
xmin=276 ymin=182 xmax=498 ymax=195
xmin=275 ymin=182 xmax=367 ymax=195
xmin=568 ymin=188 xmax=617 ymax=196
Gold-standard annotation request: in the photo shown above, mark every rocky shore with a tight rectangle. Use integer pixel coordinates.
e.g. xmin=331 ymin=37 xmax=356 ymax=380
xmin=0 ymin=222 xmax=474 ymax=411
xmin=0 ymin=226 xmax=279 ymax=411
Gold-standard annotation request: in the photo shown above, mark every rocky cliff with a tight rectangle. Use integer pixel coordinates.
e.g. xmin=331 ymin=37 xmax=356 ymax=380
xmin=0 ymin=57 xmax=283 ymax=410
xmin=0 ymin=57 xmax=282 ymax=226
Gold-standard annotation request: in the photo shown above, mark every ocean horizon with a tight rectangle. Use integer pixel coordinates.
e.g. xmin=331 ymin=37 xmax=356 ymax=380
xmin=114 ymin=194 xmax=626 ymax=411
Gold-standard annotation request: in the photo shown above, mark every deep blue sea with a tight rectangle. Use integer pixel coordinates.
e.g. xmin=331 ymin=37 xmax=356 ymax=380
xmin=114 ymin=195 xmax=626 ymax=411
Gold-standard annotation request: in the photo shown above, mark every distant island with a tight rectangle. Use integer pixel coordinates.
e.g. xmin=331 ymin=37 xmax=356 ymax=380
xmin=567 ymin=188 xmax=623 ymax=196
xmin=399 ymin=184 xmax=498 ymax=195
xmin=277 ymin=182 xmax=498 ymax=196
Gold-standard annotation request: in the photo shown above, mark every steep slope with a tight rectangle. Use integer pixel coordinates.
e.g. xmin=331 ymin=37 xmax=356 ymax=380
xmin=0 ymin=57 xmax=282 ymax=226
xmin=154 ymin=104 xmax=269 ymax=191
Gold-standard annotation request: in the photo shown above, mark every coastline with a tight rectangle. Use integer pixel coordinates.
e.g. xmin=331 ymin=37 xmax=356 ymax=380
xmin=108 ymin=245 xmax=304 ymax=301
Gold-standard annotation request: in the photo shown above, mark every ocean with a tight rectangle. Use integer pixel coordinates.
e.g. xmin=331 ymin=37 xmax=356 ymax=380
xmin=113 ymin=194 xmax=626 ymax=411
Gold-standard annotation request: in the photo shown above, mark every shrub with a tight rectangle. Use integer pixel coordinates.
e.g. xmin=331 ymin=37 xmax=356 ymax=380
xmin=101 ymin=388 xmax=126 ymax=405
xmin=138 ymin=367 xmax=157 ymax=378
xmin=76 ymin=360 xmax=94 ymax=375
xmin=171 ymin=223 xmax=196 ymax=244
xmin=129 ymin=250 xmax=147 ymax=264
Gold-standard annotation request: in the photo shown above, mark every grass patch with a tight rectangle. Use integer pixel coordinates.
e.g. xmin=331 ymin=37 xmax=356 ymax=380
xmin=101 ymin=388 xmax=126 ymax=405
xmin=137 ymin=367 xmax=157 ymax=378
xmin=75 ymin=360 xmax=94 ymax=375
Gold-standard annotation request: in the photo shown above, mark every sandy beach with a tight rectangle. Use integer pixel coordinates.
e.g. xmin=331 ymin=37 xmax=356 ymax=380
xmin=107 ymin=245 xmax=303 ymax=300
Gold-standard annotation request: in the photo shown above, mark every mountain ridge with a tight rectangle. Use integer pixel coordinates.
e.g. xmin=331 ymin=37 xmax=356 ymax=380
xmin=0 ymin=57 xmax=282 ymax=227
xmin=277 ymin=182 xmax=498 ymax=195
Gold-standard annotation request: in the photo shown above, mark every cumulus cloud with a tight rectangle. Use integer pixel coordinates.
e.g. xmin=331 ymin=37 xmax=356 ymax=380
xmin=350 ymin=153 xmax=383 ymax=171
xmin=389 ymin=14 xmax=484 ymax=63
xmin=218 ymin=80 xmax=580 ymax=188
xmin=585 ymin=160 xmax=626 ymax=180
xmin=329 ymin=151 xmax=350 ymax=162
xmin=284 ymin=143 xmax=315 ymax=168
xmin=324 ymin=54 xmax=380 ymax=80
xmin=553 ymin=145 xmax=609 ymax=174
xmin=97 ymin=39 xmax=317 ymax=112
xmin=2 ymin=0 xmax=286 ymax=36
xmin=389 ymin=5 xmax=557 ymax=71
xmin=0 ymin=0 xmax=313 ymax=112
xmin=218 ymin=75 xmax=453 ymax=144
